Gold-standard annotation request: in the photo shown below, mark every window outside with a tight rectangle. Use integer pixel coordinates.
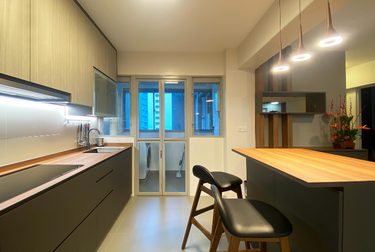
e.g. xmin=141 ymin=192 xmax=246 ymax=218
xmin=193 ymin=83 xmax=220 ymax=136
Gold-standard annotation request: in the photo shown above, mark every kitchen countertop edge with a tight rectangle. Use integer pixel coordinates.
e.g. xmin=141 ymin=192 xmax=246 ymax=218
xmin=0 ymin=143 xmax=133 ymax=215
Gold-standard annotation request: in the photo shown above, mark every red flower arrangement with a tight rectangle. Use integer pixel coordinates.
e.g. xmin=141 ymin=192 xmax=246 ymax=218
xmin=327 ymin=96 xmax=370 ymax=148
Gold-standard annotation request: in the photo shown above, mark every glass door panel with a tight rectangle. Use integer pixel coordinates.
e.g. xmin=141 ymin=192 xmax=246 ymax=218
xmin=164 ymin=142 xmax=186 ymax=193
xmin=164 ymin=81 xmax=185 ymax=139
xmin=139 ymin=142 xmax=160 ymax=193
xmin=139 ymin=81 xmax=160 ymax=139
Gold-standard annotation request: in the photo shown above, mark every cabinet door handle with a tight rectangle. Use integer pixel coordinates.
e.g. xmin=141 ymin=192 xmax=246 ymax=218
xmin=96 ymin=170 xmax=113 ymax=183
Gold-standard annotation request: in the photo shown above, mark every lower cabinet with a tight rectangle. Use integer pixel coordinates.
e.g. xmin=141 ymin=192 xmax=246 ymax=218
xmin=0 ymin=148 xmax=132 ymax=252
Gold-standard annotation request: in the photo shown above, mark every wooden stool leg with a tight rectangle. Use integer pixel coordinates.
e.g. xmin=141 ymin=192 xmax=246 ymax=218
xmin=228 ymin=236 xmax=241 ymax=252
xmin=209 ymin=216 xmax=224 ymax=252
xmin=279 ymin=237 xmax=290 ymax=252
xmin=211 ymin=202 xmax=220 ymax=241
xmin=181 ymin=180 xmax=204 ymax=249
xmin=260 ymin=242 xmax=267 ymax=252
xmin=234 ymin=185 xmax=243 ymax=199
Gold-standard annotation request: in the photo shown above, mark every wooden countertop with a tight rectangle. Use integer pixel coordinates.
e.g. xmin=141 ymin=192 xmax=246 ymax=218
xmin=233 ymin=148 xmax=375 ymax=188
xmin=0 ymin=143 xmax=132 ymax=213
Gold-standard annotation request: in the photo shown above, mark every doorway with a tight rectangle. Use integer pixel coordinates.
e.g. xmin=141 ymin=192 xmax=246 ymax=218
xmin=136 ymin=79 xmax=187 ymax=195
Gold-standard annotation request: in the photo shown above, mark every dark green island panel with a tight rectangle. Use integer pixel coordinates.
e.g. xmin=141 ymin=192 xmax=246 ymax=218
xmin=0 ymin=148 xmax=132 ymax=252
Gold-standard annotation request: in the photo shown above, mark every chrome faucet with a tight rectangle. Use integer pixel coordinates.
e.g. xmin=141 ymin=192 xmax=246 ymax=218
xmin=86 ymin=128 xmax=101 ymax=150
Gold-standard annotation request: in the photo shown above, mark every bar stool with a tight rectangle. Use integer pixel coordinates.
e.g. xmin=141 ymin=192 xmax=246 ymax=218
xmin=181 ymin=165 xmax=244 ymax=249
xmin=209 ymin=184 xmax=293 ymax=252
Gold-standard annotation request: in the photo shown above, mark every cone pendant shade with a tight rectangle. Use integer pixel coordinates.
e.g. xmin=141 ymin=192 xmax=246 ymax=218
xmin=273 ymin=41 xmax=290 ymax=72
xmin=292 ymin=0 xmax=311 ymax=62
xmin=292 ymin=25 xmax=311 ymax=61
xmin=318 ymin=1 xmax=343 ymax=47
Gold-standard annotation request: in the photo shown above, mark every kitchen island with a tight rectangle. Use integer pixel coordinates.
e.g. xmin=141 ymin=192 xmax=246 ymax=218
xmin=233 ymin=148 xmax=375 ymax=252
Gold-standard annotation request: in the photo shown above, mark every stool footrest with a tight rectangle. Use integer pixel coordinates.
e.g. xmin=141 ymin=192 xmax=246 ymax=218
xmin=193 ymin=204 xmax=214 ymax=217
xmin=191 ymin=217 xmax=212 ymax=240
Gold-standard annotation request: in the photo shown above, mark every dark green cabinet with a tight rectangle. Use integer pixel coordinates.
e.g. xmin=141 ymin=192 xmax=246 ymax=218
xmin=0 ymin=148 xmax=132 ymax=252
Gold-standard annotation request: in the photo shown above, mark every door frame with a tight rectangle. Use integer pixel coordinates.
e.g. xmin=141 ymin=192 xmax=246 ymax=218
xmin=134 ymin=77 xmax=190 ymax=196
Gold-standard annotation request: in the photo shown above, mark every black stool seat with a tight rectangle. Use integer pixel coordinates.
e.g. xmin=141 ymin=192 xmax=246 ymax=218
xmin=211 ymin=172 xmax=242 ymax=189
xmin=182 ymin=165 xmax=244 ymax=250
xmin=220 ymin=199 xmax=293 ymax=238
xmin=193 ymin=165 xmax=242 ymax=189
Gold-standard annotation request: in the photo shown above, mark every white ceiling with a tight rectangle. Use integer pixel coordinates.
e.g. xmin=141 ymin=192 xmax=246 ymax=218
xmin=77 ymin=0 xmax=274 ymax=52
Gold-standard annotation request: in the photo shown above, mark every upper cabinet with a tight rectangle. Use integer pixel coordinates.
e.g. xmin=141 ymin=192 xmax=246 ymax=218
xmin=0 ymin=0 xmax=31 ymax=81
xmin=0 ymin=0 xmax=118 ymax=107
xmin=30 ymin=0 xmax=117 ymax=107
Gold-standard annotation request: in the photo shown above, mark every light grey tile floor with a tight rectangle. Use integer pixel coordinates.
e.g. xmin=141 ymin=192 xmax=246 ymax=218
xmin=97 ymin=196 xmax=246 ymax=252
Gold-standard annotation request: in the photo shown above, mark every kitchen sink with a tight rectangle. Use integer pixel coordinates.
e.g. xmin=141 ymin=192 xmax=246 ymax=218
xmin=84 ymin=147 xmax=125 ymax=153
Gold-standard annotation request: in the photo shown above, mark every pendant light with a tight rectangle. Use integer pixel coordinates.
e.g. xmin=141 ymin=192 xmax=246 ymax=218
xmin=273 ymin=0 xmax=289 ymax=72
xmin=318 ymin=0 xmax=343 ymax=47
xmin=292 ymin=0 xmax=311 ymax=61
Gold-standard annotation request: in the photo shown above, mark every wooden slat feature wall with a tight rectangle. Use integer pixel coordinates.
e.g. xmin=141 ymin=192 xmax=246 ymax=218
xmin=255 ymin=65 xmax=265 ymax=147
xmin=272 ymin=54 xmax=280 ymax=91
xmin=255 ymin=114 xmax=265 ymax=148
xmin=282 ymin=114 xmax=293 ymax=147
xmin=281 ymin=46 xmax=293 ymax=147
xmin=269 ymin=114 xmax=279 ymax=147
xmin=255 ymin=46 xmax=293 ymax=148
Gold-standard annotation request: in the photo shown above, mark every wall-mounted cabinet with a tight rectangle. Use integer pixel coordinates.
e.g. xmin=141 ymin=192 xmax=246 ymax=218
xmin=94 ymin=69 xmax=117 ymax=116
xmin=30 ymin=0 xmax=117 ymax=107
xmin=0 ymin=0 xmax=30 ymax=81
xmin=0 ymin=0 xmax=117 ymax=107
xmin=255 ymin=92 xmax=326 ymax=114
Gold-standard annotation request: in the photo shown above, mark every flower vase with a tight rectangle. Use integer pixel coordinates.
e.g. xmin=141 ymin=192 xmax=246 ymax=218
xmin=333 ymin=141 xmax=355 ymax=149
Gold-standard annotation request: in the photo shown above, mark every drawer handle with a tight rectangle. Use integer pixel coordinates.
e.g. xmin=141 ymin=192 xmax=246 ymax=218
xmin=96 ymin=170 xmax=113 ymax=183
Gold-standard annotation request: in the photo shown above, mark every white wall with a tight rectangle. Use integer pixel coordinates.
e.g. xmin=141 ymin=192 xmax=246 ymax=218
xmin=188 ymin=137 xmax=224 ymax=195
xmin=347 ymin=60 xmax=375 ymax=89
xmin=117 ymin=51 xmax=224 ymax=76
xmin=0 ymin=97 xmax=97 ymax=167
xmin=223 ymin=49 xmax=255 ymax=197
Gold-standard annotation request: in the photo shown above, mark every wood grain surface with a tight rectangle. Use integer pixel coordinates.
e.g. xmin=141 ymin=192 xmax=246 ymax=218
xmin=233 ymin=148 xmax=375 ymax=187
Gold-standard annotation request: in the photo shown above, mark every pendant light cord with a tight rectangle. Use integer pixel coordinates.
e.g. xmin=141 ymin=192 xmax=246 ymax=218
xmin=278 ymin=0 xmax=282 ymax=61
xmin=279 ymin=0 xmax=282 ymax=45
xmin=299 ymin=0 xmax=302 ymax=26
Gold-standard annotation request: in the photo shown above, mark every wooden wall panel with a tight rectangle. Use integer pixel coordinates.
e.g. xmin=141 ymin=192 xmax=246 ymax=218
xmin=0 ymin=0 xmax=30 ymax=80
xmin=282 ymin=114 xmax=293 ymax=147
xmin=255 ymin=114 xmax=265 ymax=148
xmin=269 ymin=114 xmax=279 ymax=147
xmin=255 ymin=46 xmax=293 ymax=148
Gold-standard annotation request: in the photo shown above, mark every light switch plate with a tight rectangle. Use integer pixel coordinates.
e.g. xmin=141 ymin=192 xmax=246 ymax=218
xmin=238 ymin=126 xmax=247 ymax=132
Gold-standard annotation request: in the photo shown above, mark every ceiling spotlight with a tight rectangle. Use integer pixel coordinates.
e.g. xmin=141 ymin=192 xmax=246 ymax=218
xmin=271 ymin=102 xmax=280 ymax=105
xmin=273 ymin=0 xmax=289 ymax=72
xmin=318 ymin=0 xmax=343 ymax=47
xmin=292 ymin=0 xmax=311 ymax=61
